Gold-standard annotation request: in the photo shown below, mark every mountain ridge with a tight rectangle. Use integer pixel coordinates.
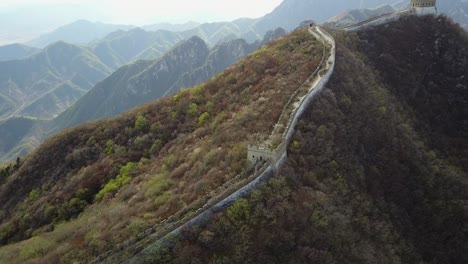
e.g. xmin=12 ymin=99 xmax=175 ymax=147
xmin=0 ymin=28 xmax=286 ymax=163
xmin=141 ymin=15 xmax=468 ymax=263
xmin=0 ymin=41 xmax=112 ymax=121
xmin=26 ymin=20 xmax=135 ymax=48
xmin=0 ymin=44 xmax=40 ymax=61
xmin=0 ymin=28 xmax=322 ymax=263
xmin=0 ymin=15 xmax=466 ymax=264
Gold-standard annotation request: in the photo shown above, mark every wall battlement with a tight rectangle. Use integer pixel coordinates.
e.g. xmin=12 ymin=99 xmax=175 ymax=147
xmin=247 ymin=143 xmax=286 ymax=164
xmin=410 ymin=0 xmax=436 ymax=8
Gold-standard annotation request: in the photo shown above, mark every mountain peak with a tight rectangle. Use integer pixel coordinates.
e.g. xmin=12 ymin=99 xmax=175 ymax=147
xmin=44 ymin=40 xmax=77 ymax=51
xmin=186 ymin=35 xmax=206 ymax=45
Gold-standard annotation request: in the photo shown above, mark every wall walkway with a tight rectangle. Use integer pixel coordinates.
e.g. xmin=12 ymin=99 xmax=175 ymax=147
xmin=94 ymin=25 xmax=336 ymax=264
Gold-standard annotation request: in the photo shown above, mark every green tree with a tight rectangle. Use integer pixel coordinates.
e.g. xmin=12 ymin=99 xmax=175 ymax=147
xmin=135 ymin=115 xmax=150 ymax=131
xmin=95 ymin=162 xmax=137 ymax=201
xmin=198 ymin=112 xmax=210 ymax=126
xmin=188 ymin=103 xmax=198 ymax=116
xmin=104 ymin=140 xmax=114 ymax=155
xmin=227 ymin=199 xmax=250 ymax=224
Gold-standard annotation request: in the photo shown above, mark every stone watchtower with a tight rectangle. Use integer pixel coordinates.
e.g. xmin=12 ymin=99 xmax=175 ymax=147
xmin=410 ymin=0 xmax=437 ymax=15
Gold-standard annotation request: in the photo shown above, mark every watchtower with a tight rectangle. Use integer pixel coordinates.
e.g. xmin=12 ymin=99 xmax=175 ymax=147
xmin=246 ymin=141 xmax=287 ymax=165
xmin=410 ymin=0 xmax=437 ymax=15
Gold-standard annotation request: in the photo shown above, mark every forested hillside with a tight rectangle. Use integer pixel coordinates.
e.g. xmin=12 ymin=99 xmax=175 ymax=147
xmin=0 ymin=29 xmax=285 ymax=164
xmin=137 ymin=15 xmax=468 ymax=264
xmin=0 ymin=28 xmax=323 ymax=263
xmin=0 ymin=12 xmax=466 ymax=264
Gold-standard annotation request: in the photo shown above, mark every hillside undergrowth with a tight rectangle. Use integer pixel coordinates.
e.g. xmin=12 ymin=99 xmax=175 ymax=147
xmin=136 ymin=15 xmax=468 ymax=264
xmin=0 ymin=28 xmax=323 ymax=263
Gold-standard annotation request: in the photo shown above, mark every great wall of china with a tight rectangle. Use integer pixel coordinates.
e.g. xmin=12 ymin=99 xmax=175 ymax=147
xmin=91 ymin=25 xmax=335 ymax=263
xmin=94 ymin=6 xmax=437 ymax=263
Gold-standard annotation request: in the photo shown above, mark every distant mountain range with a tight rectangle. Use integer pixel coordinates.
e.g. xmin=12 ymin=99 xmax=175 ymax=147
xmin=24 ymin=20 xmax=204 ymax=49
xmin=26 ymin=20 xmax=134 ymax=48
xmin=0 ymin=41 xmax=112 ymax=121
xmin=325 ymin=4 xmax=397 ymax=28
xmin=3 ymin=0 xmax=468 ymax=50
xmin=90 ymin=28 xmax=184 ymax=69
xmin=142 ymin=21 xmax=201 ymax=32
xmin=15 ymin=0 xmax=406 ymax=50
xmin=0 ymin=44 xmax=40 ymax=61
xmin=0 ymin=28 xmax=286 ymax=162
xmin=325 ymin=0 xmax=468 ymax=30
xmin=54 ymin=30 xmax=286 ymax=130
xmin=1 ymin=0 xmax=468 ymax=164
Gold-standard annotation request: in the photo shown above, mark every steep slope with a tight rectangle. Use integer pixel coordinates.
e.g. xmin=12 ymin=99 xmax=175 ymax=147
xmin=91 ymin=21 xmax=264 ymax=70
xmin=0 ymin=28 xmax=323 ymax=263
xmin=53 ymin=30 xmax=284 ymax=132
xmin=146 ymin=15 xmax=467 ymax=264
xmin=0 ymin=44 xmax=40 ymax=61
xmin=56 ymin=36 xmax=210 ymax=129
xmin=0 ymin=29 xmax=285 ymax=164
xmin=0 ymin=117 xmax=41 ymax=161
xmin=0 ymin=41 xmax=112 ymax=121
xmin=26 ymin=20 xmax=134 ymax=48
xmin=19 ymin=82 xmax=87 ymax=119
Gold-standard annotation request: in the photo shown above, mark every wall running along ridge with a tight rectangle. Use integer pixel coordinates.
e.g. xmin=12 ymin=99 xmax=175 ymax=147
xmin=93 ymin=26 xmax=336 ymax=264
xmin=116 ymin=7 xmax=438 ymax=263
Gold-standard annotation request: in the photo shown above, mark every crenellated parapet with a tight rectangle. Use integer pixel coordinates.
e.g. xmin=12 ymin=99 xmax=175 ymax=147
xmin=247 ymin=143 xmax=286 ymax=165
xmin=410 ymin=0 xmax=437 ymax=15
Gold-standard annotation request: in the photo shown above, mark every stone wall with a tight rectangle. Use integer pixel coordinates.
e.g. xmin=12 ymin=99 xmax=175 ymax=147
xmin=247 ymin=144 xmax=278 ymax=164
xmin=343 ymin=9 xmax=412 ymax=32
xmin=110 ymin=26 xmax=336 ymax=264
xmin=411 ymin=0 xmax=436 ymax=8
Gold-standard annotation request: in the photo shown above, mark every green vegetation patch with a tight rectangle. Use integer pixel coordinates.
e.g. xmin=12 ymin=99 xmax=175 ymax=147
xmin=95 ymin=162 xmax=137 ymax=201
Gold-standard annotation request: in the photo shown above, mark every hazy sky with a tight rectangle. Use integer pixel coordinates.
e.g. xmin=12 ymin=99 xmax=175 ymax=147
xmin=0 ymin=0 xmax=284 ymax=25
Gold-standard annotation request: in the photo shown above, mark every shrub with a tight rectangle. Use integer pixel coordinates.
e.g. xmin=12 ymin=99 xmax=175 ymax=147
xmin=19 ymin=236 xmax=55 ymax=260
xmin=226 ymin=199 xmax=250 ymax=224
xmin=128 ymin=218 xmax=149 ymax=237
xmin=154 ymin=191 xmax=172 ymax=207
xmin=95 ymin=162 xmax=137 ymax=201
xmin=188 ymin=103 xmax=198 ymax=116
xmin=292 ymin=140 xmax=301 ymax=149
xmin=104 ymin=140 xmax=114 ymax=155
xmin=150 ymin=140 xmax=163 ymax=155
xmin=198 ymin=112 xmax=210 ymax=126
xmin=135 ymin=115 xmax=149 ymax=131
xmin=58 ymin=198 xmax=87 ymax=220
xmin=145 ymin=172 xmax=173 ymax=199
xmin=29 ymin=189 xmax=40 ymax=202
xmin=134 ymin=135 xmax=151 ymax=149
